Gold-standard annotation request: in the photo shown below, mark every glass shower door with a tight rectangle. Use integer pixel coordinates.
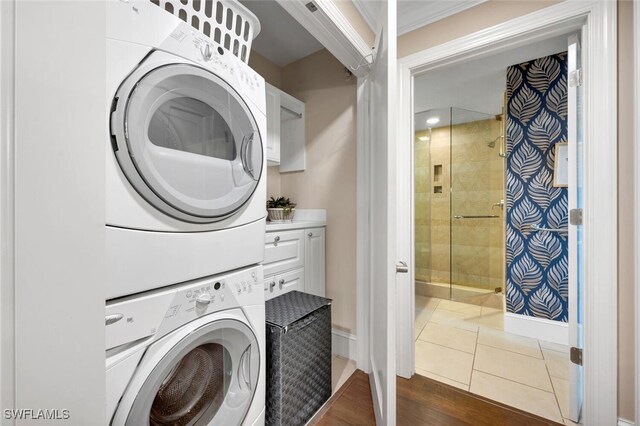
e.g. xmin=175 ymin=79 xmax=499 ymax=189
xmin=450 ymin=107 xmax=505 ymax=301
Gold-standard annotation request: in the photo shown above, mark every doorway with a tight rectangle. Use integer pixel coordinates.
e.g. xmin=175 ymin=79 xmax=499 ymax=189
xmin=412 ymin=36 xmax=573 ymax=422
xmin=396 ymin=2 xmax=618 ymax=425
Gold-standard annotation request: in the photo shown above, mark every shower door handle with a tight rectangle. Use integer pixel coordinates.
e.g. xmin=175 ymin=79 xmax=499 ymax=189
xmin=396 ymin=261 xmax=409 ymax=274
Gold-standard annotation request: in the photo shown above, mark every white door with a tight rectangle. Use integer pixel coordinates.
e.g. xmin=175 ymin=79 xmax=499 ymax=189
xmin=567 ymin=33 xmax=584 ymax=423
xmin=368 ymin=0 xmax=398 ymax=424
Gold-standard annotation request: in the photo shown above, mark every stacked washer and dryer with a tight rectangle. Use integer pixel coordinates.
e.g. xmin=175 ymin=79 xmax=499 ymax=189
xmin=105 ymin=1 xmax=267 ymax=424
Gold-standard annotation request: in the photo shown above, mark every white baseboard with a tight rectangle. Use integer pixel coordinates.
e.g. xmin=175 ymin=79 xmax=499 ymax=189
xmin=504 ymin=313 xmax=568 ymax=345
xmin=618 ymin=418 xmax=635 ymax=426
xmin=331 ymin=329 xmax=357 ymax=361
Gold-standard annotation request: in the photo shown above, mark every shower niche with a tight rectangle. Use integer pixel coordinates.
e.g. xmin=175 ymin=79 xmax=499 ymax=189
xmin=414 ymin=107 xmax=505 ymax=301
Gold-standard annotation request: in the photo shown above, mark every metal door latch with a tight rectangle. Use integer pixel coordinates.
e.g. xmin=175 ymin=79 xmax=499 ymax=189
xmin=396 ymin=261 xmax=408 ymax=274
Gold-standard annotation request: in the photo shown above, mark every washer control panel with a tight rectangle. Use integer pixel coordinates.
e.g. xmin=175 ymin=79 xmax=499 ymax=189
xmin=106 ymin=265 xmax=263 ymax=350
xmin=164 ymin=265 xmax=262 ymax=319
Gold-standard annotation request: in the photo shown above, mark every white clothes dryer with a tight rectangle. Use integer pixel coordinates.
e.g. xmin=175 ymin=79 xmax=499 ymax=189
xmin=106 ymin=1 xmax=267 ymax=299
xmin=106 ymin=265 xmax=265 ymax=426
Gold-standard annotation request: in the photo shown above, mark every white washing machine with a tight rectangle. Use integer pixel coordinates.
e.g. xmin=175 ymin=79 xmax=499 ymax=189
xmin=106 ymin=265 xmax=265 ymax=425
xmin=106 ymin=1 xmax=267 ymax=299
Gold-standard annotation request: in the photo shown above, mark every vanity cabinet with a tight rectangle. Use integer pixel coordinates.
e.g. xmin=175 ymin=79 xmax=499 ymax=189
xmin=263 ymin=225 xmax=325 ymax=300
xmin=264 ymin=267 xmax=305 ymax=300
xmin=304 ymin=227 xmax=326 ymax=297
xmin=265 ymin=83 xmax=305 ymax=172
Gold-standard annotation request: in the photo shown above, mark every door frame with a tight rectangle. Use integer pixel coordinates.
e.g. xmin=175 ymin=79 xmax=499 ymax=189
xmin=634 ymin=0 xmax=640 ymax=423
xmin=0 ymin=0 xmax=16 ymax=414
xmin=396 ymin=1 xmax=618 ymax=424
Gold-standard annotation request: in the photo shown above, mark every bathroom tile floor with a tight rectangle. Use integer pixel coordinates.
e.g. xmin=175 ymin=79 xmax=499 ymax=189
xmin=415 ymin=295 xmax=575 ymax=425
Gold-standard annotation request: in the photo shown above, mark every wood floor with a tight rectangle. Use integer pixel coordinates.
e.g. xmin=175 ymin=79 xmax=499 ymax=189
xmin=308 ymin=370 xmax=564 ymax=426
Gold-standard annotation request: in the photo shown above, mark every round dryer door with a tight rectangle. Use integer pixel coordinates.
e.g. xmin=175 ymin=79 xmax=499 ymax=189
xmin=111 ymin=53 xmax=263 ymax=223
xmin=125 ymin=319 xmax=259 ymax=426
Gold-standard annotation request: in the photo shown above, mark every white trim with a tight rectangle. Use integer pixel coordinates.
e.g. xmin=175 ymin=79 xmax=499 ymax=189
xmin=397 ymin=1 xmax=618 ymax=424
xmin=352 ymin=0 xmax=487 ymax=37
xmin=618 ymin=418 xmax=635 ymax=426
xmin=634 ymin=1 xmax=640 ymax=424
xmin=395 ymin=59 xmax=414 ymax=379
xmin=351 ymin=0 xmax=376 ymax=36
xmin=356 ymin=77 xmax=371 ymax=373
xmin=331 ymin=329 xmax=357 ymax=361
xmin=275 ymin=0 xmax=371 ymax=77
xmin=503 ymin=313 xmax=569 ymax=346
xmin=400 ymin=1 xmax=592 ymax=72
xmin=0 ymin=0 xmax=16 ymax=416
xmin=398 ymin=0 xmax=486 ymax=36
xmin=315 ymin=0 xmax=371 ymax=55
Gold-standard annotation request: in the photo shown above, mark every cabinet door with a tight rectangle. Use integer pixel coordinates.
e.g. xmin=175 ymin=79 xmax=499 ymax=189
xmin=279 ymin=92 xmax=305 ymax=172
xmin=304 ymin=227 xmax=326 ymax=297
xmin=264 ymin=229 xmax=305 ymax=277
xmin=265 ymin=83 xmax=280 ymax=165
xmin=264 ymin=267 xmax=304 ymax=301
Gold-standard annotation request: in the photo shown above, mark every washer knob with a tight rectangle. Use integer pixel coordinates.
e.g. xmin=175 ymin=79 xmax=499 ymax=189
xmin=196 ymin=294 xmax=212 ymax=309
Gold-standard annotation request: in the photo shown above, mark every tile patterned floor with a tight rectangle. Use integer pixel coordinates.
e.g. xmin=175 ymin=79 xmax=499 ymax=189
xmin=415 ymin=295 xmax=576 ymax=425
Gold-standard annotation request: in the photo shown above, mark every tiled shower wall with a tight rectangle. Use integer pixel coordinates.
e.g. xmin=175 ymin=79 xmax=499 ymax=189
xmin=505 ymin=52 xmax=569 ymax=322
xmin=414 ymin=118 xmax=504 ymax=291
xmin=414 ymin=129 xmax=433 ymax=283
xmin=450 ymin=119 xmax=504 ymax=291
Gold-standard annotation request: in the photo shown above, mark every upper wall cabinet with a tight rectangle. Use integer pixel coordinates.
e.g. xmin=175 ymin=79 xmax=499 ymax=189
xmin=265 ymin=83 xmax=306 ymax=172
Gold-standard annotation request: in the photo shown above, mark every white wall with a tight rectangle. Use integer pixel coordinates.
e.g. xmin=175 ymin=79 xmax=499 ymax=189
xmin=5 ymin=0 xmax=106 ymax=421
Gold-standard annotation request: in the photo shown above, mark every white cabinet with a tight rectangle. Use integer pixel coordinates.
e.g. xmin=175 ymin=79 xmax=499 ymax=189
xmin=265 ymin=84 xmax=280 ymax=164
xmin=263 ymin=225 xmax=325 ymax=300
xmin=264 ymin=83 xmax=305 ymax=172
xmin=263 ymin=229 xmax=305 ymax=277
xmin=304 ymin=227 xmax=326 ymax=297
xmin=264 ymin=267 xmax=304 ymax=300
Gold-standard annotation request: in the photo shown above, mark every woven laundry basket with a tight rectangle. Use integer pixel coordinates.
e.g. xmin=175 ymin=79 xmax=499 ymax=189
xmin=150 ymin=0 xmax=260 ymax=63
xmin=265 ymin=291 xmax=332 ymax=426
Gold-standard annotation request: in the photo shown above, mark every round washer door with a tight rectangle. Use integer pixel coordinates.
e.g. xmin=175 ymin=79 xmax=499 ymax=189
xmin=111 ymin=54 xmax=263 ymax=223
xmin=124 ymin=319 xmax=259 ymax=426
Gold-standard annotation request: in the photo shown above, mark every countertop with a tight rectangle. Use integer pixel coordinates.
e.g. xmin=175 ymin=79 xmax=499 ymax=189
xmin=265 ymin=220 xmax=326 ymax=232
xmin=265 ymin=209 xmax=326 ymax=232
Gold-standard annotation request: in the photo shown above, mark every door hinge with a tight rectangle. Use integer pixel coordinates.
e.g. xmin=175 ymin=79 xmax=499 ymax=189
xmin=570 ymin=347 xmax=583 ymax=366
xmin=569 ymin=69 xmax=583 ymax=87
xmin=570 ymin=208 xmax=583 ymax=226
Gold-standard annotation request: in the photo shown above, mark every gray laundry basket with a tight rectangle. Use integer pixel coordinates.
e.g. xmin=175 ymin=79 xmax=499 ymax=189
xmin=264 ymin=291 xmax=332 ymax=426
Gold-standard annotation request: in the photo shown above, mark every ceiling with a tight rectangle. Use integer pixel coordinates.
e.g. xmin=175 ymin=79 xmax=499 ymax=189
xmin=241 ymin=0 xmax=488 ymax=67
xmin=353 ymin=0 xmax=486 ymax=36
xmin=239 ymin=1 xmax=324 ymax=67
xmin=414 ymin=35 xmax=569 ymax=131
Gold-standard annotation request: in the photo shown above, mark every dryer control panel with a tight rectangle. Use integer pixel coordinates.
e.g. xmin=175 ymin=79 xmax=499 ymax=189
xmin=106 ymin=265 xmax=263 ymax=350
